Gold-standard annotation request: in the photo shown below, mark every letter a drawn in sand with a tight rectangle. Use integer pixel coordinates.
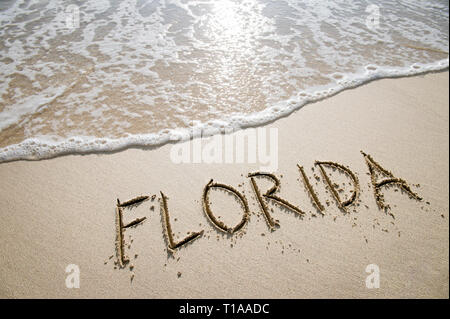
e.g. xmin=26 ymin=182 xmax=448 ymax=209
xmin=361 ymin=151 xmax=422 ymax=212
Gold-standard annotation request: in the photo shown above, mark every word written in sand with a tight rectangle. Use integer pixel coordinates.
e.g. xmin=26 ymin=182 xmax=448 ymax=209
xmin=113 ymin=151 xmax=424 ymax=267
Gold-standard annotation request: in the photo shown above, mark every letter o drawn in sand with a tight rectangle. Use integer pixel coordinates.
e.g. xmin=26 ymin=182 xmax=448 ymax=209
xmin=202 ymin=179 xmax=249 ymax=234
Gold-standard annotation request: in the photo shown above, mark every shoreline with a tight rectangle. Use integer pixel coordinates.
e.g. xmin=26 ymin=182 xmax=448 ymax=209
xmin=0 ymin=65 xmax=448 ymax=164
xmin=0 ymin=72 xmax=448 ymax=298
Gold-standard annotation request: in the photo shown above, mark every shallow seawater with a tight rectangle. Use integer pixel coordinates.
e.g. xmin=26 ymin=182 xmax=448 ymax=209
xmin=0 ymin=0 xmax=448 ymax=161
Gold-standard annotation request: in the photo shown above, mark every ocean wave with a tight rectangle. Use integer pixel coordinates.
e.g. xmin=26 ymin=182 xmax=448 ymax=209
xmin=0 ymin=58 xmax=447 ymax=163
xmin=0 ymin=0 xmax=448 ymax=162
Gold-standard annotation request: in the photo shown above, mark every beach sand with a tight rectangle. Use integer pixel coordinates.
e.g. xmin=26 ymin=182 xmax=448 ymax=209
xmin=0 ymin=71 xmax=448 ymax=298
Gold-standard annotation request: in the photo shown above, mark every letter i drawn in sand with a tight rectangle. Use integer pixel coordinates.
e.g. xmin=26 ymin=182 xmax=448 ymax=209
xmin=297 ymin=164 xmax=325 ymax=214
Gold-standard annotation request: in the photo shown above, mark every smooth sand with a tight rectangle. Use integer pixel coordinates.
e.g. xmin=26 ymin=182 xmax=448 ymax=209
xmin=0 ymin=72 xmax=448 ymax=298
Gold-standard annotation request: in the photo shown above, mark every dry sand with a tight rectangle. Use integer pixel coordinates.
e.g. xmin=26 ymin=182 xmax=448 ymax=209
xmin=0 ymin=72 xmax=448 ymax=298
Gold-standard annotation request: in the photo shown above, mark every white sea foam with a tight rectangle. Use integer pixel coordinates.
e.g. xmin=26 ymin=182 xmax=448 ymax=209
xmin=0 ymin=0 xmax=448 ymax=162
